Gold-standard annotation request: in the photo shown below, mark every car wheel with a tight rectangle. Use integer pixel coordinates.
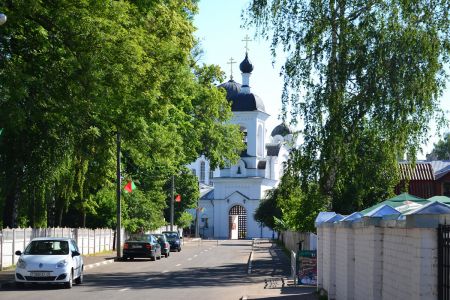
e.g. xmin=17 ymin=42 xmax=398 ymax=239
xmin=65 ymin=270 xmax=73 ymax=289
xmin=177 ymin=247 xmax=181 ymax=252
xmin=165 ymin=252 xmax=168 ymax=258
xmin=151 ymin=255 xmax=156 ymax=261
xmin=75 ymin=267 xmax=83 ymax=284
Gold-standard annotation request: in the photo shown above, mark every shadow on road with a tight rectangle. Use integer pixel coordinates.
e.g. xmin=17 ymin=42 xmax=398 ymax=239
xmin=85 ymin=262 xmax=253 ymax=290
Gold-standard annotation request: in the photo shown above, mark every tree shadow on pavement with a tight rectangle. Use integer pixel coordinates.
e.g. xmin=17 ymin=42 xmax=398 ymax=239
xmin=80 ymin=262 xmax=253 ymax=290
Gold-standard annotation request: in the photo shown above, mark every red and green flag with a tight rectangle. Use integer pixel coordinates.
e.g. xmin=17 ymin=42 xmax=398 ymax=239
xmin=175 ymin=194 xmax=181 ymax=202
xmin=124 ymin=181 xmax=136 ymax=193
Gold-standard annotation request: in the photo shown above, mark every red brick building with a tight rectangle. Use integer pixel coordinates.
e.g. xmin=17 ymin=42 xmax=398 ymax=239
xmin=396 ymin=161 xmax=450 ymax=198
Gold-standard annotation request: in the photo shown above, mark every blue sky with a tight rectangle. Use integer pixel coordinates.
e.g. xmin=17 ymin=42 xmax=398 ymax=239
xmin=193 ymin=0 xmax=450 ymax=159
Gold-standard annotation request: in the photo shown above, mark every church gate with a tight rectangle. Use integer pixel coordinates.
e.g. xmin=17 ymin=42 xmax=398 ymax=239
xmin=229 ymin=205 xmax=247 ymax=239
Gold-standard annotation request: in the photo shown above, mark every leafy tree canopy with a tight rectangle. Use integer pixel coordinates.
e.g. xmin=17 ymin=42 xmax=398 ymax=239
xmin=428 ymin=132 xmax=450 ymax=160
xmin=246 ymin=0 xmax=450 ymax=218
xmin=0 ymin=0 xmax=243 ymax=228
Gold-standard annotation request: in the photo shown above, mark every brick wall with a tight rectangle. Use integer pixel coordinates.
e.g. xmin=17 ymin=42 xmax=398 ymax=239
xmin=317 ymin=215 xmax=443 ymax=300
xmin=335 ymin=225 xmax=354 ymax=300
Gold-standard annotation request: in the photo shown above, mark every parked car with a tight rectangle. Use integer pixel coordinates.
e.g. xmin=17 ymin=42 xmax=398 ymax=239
xmin=153 ymin=234 xmax=170 ymax=258
xmin=123 ymin=234 xmax=162 ymax=261
xmin=15 ymin=237 xmax=83 ymax=288
xmin=162 ymin=231 xmax=182 ymax=252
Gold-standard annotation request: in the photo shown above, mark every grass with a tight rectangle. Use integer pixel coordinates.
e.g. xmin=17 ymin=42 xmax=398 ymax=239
xmin=84 ymin=250 xmax=115 ymax=256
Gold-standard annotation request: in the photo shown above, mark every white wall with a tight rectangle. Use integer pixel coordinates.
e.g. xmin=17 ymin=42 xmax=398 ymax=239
xmin=316 ymin=216 xmax=444 ymax=300
xmin=335 ymin=225 xmax=354 ymax=300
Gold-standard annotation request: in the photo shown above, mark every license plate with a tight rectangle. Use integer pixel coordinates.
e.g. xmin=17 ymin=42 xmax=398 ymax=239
xmin=131 ymin=244 xmax=142 ymax=249
xmin=30 ymin=272 xmax=50 ymax=277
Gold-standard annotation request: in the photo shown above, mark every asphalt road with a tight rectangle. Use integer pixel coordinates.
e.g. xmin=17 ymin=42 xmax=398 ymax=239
xmin=0 ymin=240 xmax=257 ymax=300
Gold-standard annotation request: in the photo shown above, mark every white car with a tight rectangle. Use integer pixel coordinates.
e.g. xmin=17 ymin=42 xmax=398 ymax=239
xmin=15 ymin=237 xmax=84 ymax=288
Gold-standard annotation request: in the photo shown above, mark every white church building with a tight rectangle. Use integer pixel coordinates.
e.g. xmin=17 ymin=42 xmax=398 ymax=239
xmin=187 ymin=51 xmax=292 ymax=239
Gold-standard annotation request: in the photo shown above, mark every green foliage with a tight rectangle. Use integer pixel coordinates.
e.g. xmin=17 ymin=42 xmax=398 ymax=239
xmin=256 ymin=157 xmax=328 ymax=231
xmin=254 ymin=192 xmax=282 ymax=230
xmin=0 ymin=0 xmax=243 ymax=228
xmin=176 ymin=211 xmax=193 ymax=229
xmin=163 ymin=169 xmax=200 ymax=225
xmin=122 ymin=189 xmax=166 ymax=233
xmin=246 ymin=0 xmax=450 ymax=218
xmin=429 ymin=133 xmax=450 ymax=160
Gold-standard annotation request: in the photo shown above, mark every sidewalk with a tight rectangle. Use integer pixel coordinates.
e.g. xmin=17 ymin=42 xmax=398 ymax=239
xmin=243 ymin=239 xmax=318 ymax=300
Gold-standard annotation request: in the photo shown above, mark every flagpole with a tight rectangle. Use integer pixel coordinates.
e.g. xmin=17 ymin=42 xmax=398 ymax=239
xmin=116 ymin=131 xmax=122 ymax=259
xmin=170 ymin=174 xmax=174 ymax=231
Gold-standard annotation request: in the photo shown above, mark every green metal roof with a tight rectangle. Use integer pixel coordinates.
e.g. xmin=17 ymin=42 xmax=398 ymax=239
xmin=427 ymin=196 xmax=450 ymax=204
xmin=360 ymin=193 xmax=430 ymax=215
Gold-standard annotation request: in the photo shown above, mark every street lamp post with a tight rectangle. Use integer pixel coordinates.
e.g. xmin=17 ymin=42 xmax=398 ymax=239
xmin=0 ymin=13 xmax=7 ymax=26
xmin=170 ymin=174 xmax=174 ymax=231
xmin=116 ymin=131 xmax=122 ymax=259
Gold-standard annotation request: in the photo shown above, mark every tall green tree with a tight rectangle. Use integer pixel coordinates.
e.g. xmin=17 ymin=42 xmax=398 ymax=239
xmin=429 ymin=132 xmax=450 ymax=160
xmin=0 ymin=0 xmax=243 ymax=228
xmin=246 ymin=0 xmax=450 ymax=214
xmin=256 ymin=151 xmax=327 ymax=232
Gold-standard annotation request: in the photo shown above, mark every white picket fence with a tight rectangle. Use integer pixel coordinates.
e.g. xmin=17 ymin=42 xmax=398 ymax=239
xmin=0 ymin=227 xmax=115 ymax=270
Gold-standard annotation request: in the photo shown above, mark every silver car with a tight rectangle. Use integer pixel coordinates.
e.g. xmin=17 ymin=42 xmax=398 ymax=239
xmin=15 ymin=237 xmax=84 ymax=288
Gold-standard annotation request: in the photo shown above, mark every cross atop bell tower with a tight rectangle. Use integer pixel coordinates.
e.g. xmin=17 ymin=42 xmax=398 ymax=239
xmin=242 ymin=34 xmax=252 ymax=53
xmin=227 ymin=57 xmax=236 ymax=80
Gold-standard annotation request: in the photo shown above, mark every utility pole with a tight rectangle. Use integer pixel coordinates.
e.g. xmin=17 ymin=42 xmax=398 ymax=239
xmin=195 ymin=203 xmax=200 ymax=238
xmin=170 ymin=174 xmax=174 ymax=231
xmin=116 ymin=131 xmax=122 ymax=259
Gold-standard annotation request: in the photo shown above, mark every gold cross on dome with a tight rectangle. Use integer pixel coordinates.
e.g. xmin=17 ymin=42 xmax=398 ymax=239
xmin=227 ymin=57 xmax=236 ymax=79
xmin=242 ymin=34 xmax=252 ymax=53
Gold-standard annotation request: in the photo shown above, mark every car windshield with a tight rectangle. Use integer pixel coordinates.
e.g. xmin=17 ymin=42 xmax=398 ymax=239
xmin=154 ymin=235 xmax=166 ymax=242
xmin=24 ymin=240 xmax=69 ymax=255
xmin=164 ymin=233 xmax=179 ymax=240
xmin=127 ymin=234 xmax=152 ymax=242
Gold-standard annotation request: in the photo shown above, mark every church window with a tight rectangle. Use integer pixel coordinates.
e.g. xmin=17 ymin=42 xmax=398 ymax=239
xmin=237 ymin=166 xmax=241 ymax=174
xmin=209 ymin=169 xmax=214 ymax=183
xmin=191 ymin=168 xmax=196 ymax=176
xmin=257 ymin=124 xmax=263 ymax=157
xmin=240 ymin=126 xmax=248 ymax=149
xmin=201 ymin=215 xmax=209 ymax=228
xmin=200 ymin=161 xmax=206 ymax=183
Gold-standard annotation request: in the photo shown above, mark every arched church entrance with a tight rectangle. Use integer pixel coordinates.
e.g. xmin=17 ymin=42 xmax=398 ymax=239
xmin=229 ymin=205 xmax=247 ymax=239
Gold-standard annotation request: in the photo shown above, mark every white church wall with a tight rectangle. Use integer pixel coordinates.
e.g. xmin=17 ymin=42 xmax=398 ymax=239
xmin=245 ymin=199 xmax=275 ymax=238
xmin=213 ymin=178 xmax=265 ymax=200
xmin=186 ymin=155 xmax=217 ymax=186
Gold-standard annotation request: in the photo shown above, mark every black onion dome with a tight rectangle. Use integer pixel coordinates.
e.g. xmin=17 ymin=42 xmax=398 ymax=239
xmin=218 ymin=79 xmax=241 ymax=100
xmin=271 ymin=123 xmax=292 ymax=137
xmin=239 ymin=53 xmax=254 ymax=73
xmin=231 ymin=93 xmax=265 ymax=112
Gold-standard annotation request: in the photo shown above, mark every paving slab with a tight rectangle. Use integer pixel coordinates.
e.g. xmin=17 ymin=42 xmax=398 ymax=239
xmin=243 ymin=239 xmax=318 ymax=300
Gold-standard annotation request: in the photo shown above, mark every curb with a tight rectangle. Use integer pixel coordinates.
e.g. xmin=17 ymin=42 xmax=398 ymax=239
xmin=247 ymin=250 xmax=254 ymax=274
xmin=84 ymin=258 xmax=115 ymax=270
